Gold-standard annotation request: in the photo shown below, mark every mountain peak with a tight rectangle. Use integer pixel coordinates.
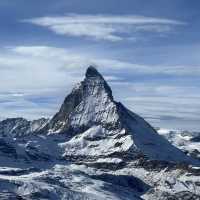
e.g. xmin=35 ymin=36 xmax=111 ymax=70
xmin=85 ymin=66 xmax=103 ymax=79
xmin=38 ymin=66 xmax=199 ymax=166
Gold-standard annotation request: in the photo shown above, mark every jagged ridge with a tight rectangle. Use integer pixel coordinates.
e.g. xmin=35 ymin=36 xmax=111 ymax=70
xmin=0 ymin=118 xmax=48 ymax=137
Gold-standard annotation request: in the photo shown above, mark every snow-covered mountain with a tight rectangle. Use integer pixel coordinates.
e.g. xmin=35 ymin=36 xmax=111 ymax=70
xmin=0 ymin=66 xmax=199 ymax=199
xmin=0 ymin=118 xmax=48 ymax=137
xmin=37 ymin=66 xmax=198 ymax=165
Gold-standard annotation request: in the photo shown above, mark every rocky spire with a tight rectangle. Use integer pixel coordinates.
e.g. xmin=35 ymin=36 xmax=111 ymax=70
xmin=84 ymin=65 xmax=113 ymax=100
xmin=85 ymin=66 xmax=103 ymax=79
xmin=40 ymin=66 xmax=118 ymax=135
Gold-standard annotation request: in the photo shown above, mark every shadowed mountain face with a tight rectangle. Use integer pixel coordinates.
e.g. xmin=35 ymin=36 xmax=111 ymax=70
xmin=36 ymin=66 xmax=199 ymax=165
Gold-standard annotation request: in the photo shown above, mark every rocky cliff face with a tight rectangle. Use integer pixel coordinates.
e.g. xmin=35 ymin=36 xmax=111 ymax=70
xmin=41 ymin=66 xmax=121 ymax=135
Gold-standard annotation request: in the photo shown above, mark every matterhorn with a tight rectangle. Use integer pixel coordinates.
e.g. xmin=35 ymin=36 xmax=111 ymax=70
xmin=0 ymin=66 xmax=199 ymax=200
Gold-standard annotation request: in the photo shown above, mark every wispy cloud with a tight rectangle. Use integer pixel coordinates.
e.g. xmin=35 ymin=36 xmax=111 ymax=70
xmin=22 ymin=14 xmax=186 ymax=42
xmin=9 ymin=46 xmax=200 ymax=77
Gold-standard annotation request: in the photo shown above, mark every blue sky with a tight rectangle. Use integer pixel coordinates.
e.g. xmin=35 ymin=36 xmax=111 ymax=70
xmin=0 ymin=0 xmax=200 ymax=131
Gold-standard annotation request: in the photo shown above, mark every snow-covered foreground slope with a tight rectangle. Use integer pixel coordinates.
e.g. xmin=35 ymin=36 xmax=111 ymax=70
xmin=0 ymin=164 xmax=144 ymax=200
xmin=0 ymin=66 xmax=199 ymax=199
xmin=0 ymin=163 xmax=199 ymax=200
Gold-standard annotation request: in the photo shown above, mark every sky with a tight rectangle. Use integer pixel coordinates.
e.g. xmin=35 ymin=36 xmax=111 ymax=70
xmin=0 ymin=0 xmax=200 ymax=131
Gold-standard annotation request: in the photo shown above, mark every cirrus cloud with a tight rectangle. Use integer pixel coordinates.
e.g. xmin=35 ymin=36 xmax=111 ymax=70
xmin=22 ymin=14 xmax=186 ymax=42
